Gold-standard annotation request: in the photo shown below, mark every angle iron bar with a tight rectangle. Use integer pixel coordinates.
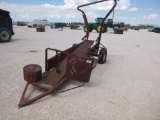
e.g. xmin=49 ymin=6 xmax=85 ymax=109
xmin=18 ymin=77 xmax=67 ymax=108
xmin=56 ymin=51 xmax=60 ymax=73
xmin=54 ymin=83 xmax=85 ymax=93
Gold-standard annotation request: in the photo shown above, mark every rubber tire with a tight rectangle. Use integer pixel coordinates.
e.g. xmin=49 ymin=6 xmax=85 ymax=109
xmin=84 ymin=26 xmax=87 ymax=32
xmin=84 ymin=26 xmax=92 ymax=32
xmin=0 ymin=28 xmax=11 ymax=42
xmin=96 ymin=25 xmax=105 ymax=33
xmin=98 ymin=48 xmax=107 ymax=64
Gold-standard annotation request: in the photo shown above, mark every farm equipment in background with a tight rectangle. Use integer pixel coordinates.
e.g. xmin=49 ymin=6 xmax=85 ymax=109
xmin=148 ymin=27 xmax=160 ymax=33
xmin=28 ymin=19 xmax=51 ymax=28
xmin=36 ymin=24 xmax=45 ymax=32
xmin=17 ymin=21 xmax=28 ymax=26
xmin=50 ymin=23 xmax=68 ymax=29
xmin=106 ymin=18 xmax=128 ymax=31
xmin=153 ymin=27 xmax=160 ymax=33
xmin=0 ymin=9 xmax=14 ymax=42
xmin=83 ymin=17 xmax=128 ymax=33
xmin=113 ymin=22 xmax=128 ymax=31
xmin=130 ymin=26 xmax=140 ymax=30
xmin=18 ymin=0 xmax=118 ymax=108
xmin=70 ymin=22 xmax=80 ymax=29
xmin=107 ymin=19 xmax=128 ymax=34
xmin=83 ymin=17 xmax=108 ymax=33
xmin=138 ymin=24 xmax=154 ymax=29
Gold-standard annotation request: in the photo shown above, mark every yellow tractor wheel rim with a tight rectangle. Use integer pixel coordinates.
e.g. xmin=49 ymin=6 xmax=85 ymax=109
xmin=84 ymin=27 xmax=87 ymax=32
xmin=97 ymin=25 xmax=104 ymax=32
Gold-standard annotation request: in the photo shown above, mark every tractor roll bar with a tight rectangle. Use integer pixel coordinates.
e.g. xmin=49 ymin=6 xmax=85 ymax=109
xmin=77 ymin=0 xmax=118 ymax=43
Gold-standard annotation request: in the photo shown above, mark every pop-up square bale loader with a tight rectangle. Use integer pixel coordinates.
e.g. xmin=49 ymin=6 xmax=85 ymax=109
xmin=18 ymin=0 xmax=118 ymax=108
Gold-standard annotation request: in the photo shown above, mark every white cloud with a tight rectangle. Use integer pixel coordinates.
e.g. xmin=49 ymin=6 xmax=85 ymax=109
xmin=115 ymin=16 xmax=128 ymax=20
xmin=49 ymin=14 xmax=61 ymax=19
xmin=119 ymin=6 xmax=128 ymax=11
xmin=18 ymin=14 xmax=30 ymax=19
xmin=130 ymin=17 xmax=136 ymax=24
xmin=128 ymin=7 xmax=138 ymax=12
xmin=64 ymin=0 xmax=90 ymax=8
xmin=133 ymin=18 xmax=136 ymax=21
xmin=147 ymin=8 xmax=153 ymax=11
xmin=41 ymin=4 xmax=62 ymax=9
xmin=143 ymin=14 xmax=159 ymax=20
xmin=0 ymin=0 xmax=138 ymax=22
xmin=65 ymin=14 xmax=75 ymax=19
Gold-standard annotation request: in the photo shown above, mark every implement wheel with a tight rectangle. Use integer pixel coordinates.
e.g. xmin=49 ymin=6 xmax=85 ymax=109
xmin=98 ymin=48 xmax=107 ymax=64
xmin=0 ymin=28 xmax=11 ymax=42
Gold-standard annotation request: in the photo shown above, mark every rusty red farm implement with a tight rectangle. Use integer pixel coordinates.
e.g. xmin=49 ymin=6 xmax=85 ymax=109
xmin=18 ymin=0 xmax=118 ymax=107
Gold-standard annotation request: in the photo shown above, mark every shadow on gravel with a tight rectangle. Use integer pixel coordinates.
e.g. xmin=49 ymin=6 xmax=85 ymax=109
xmin=9 ymin=38 xmax=27 ymax=42
xmin=29 ymin=50 xmax=38 ymax=52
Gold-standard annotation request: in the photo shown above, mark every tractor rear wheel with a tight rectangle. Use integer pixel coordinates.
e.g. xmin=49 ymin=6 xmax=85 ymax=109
xmin=96 ymin=25 xmax=105 ymax=33
xmin=83 ymin=26 xmax=92 ymax=32
xmin=84 ymin=26 xmax=87 ymax=32
xmin=0 ymin=28 xmax=11 ymax=42
xmin=98 ymin=48 xmax=107 ymax=64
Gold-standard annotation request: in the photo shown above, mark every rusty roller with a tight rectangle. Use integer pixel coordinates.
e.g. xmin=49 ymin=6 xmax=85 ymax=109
xmin=23 ymin=64 xmax=42 ymax=83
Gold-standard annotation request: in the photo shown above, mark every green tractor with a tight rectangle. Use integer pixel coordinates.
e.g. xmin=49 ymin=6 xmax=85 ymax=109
xmin=83 ymin=17 xmax=109 ymax=33
xmin=83 ymin=17 xmax=127 ymax=33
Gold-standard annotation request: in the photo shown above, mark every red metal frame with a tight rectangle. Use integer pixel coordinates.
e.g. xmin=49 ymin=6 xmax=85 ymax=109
xmin=18 ymin=0 xmax=118 ymax=108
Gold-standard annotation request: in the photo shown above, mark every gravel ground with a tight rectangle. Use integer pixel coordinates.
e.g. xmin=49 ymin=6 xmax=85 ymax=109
xmin=0 ymin=26 xmax=160 ymax=120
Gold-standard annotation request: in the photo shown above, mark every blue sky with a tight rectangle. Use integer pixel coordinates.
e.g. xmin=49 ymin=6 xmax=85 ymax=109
xmin=0 ymin=0 xmax=160 ymax=26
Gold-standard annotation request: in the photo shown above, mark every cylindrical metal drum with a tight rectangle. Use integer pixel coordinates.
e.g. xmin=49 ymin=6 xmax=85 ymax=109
xmin=23 ymin=64 xmax=42 ymax=83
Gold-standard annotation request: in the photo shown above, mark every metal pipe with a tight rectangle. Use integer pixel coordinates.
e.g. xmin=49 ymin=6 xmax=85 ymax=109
xmin=77 ymin=0 xmax=118 ymax=42
xmin=98 ymin=0 xmax=117 ymax=44
xmin=54 ymin=83 xmax=85 ymax=93
xmin=56 ymin=50 xmax=60 ymax=73
xmin=45 ymin=49 xmax=48 ymax=71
